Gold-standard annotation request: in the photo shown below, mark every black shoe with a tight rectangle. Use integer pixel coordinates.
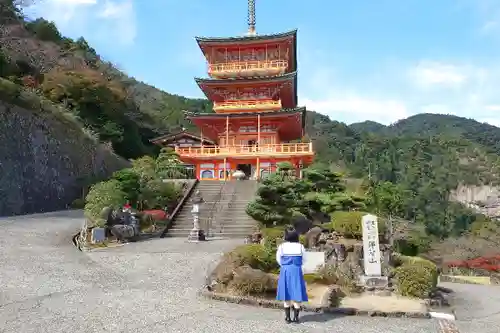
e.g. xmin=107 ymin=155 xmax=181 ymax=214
xmin=284 ymin=307 xmax=292 ymax=323
xmin=292 ymin=307 xmax=300 ymax=323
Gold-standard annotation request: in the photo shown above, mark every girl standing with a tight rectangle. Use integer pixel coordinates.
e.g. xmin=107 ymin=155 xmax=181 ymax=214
xmin=275 ymin=229 xmax=308 ymax=323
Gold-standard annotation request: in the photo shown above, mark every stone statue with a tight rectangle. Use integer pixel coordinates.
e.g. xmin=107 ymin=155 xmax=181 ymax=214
xmin=101 ymin=205 xmax=140 ymax=243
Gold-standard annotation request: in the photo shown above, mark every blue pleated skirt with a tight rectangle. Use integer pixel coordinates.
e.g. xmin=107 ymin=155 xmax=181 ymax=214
xmin=276 ymin=255 xmax=308 ymax=302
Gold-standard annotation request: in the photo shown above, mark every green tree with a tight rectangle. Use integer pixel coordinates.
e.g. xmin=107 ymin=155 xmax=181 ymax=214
xmin=246 ymin=166 xmax=365 ymax=226
xmin=25 ymin=18 xmax=62 ymax=43
xmin=111 ymin=168 xmax=140 ymax=205
xmin=366 ymin=181 xmax=405 ymax=217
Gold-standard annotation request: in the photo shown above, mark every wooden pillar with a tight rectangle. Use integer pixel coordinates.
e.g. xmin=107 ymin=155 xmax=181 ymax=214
xmin=200 ymin=126 xmax=204 ymax=154
xmin=257 ymin=114 xmax=261 ymax=145
xmin=226 ymin=116 xmax=229 ymax=147
xmin=223 ymin=157 xmax=227 ymax=180
xmin=256 ymin=157 xmax=260 ymax=179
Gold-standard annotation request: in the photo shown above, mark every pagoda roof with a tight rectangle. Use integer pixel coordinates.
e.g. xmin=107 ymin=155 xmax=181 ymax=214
xmin=150 ymin=130 xmax=215 ymax=145
xmin=188 ymin=107 xmax=307 ymax=142
xmin=195 ymin=29 xmax=297 ymax=45
xmin=195 ymin=72 xmax=298 ymax=106
xmin=189 ymin=107 xmax=306 ymax=128
xmin=194 ymin=71 xmax=297 ymax=85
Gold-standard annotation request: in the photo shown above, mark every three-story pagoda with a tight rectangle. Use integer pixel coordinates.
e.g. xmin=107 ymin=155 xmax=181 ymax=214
xmin=176 ymin=0 xmax=314 ymax=180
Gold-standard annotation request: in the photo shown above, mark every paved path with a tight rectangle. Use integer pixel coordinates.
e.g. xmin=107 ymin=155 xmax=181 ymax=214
xmin=0 ymin=211 xmax=496 ymax=332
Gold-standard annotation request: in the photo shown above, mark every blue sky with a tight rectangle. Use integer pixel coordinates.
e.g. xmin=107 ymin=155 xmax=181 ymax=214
xmin=27 ymin=0 xmax=500 ymax=125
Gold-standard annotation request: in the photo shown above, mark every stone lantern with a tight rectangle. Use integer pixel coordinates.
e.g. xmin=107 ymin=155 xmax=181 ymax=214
xmin=188 ymin=190 xmax=206 ymax=241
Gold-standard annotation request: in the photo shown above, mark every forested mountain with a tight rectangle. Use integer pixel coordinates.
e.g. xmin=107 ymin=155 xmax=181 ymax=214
xmin=1 ymin=3 xmax=210 ymax=159
xmin=2 ymin=2 xmax=500 ymax=245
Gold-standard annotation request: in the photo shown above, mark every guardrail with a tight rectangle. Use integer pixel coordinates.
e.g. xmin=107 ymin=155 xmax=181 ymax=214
xmin=208 ymin=60 xmax=287 ymax=75
xmin=175 ymin=143 xmax=313 ymax=158
xmin=213 ymin=100 xmax=281 ymax=112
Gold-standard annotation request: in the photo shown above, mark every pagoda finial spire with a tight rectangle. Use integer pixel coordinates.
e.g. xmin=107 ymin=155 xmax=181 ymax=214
xmin=247 ymin=0 xmax=256 ymax=36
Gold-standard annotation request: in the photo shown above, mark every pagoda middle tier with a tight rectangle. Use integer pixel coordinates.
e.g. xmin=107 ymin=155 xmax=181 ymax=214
xmin=195 ymin=72 xmax=297 ymax=114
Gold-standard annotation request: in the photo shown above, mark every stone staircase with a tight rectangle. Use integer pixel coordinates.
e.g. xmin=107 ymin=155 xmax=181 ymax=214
xmin=166 ymin=180 xmax=259 ymax=238
xmin=210 ymin=180 xmax=259 ymax=238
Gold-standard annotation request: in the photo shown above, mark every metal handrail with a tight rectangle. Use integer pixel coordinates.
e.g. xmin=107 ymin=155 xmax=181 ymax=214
xmin=203 ymin=178 xmax=228 ymax=237
xmin=218 ymin=181 xmax=238 ymax=234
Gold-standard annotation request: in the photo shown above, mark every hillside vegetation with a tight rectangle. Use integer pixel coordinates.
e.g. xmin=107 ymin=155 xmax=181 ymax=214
xmin=2 ymin=2 xmax=500 ymax=256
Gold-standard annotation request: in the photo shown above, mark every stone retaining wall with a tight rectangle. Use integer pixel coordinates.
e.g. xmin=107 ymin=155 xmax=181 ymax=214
xmin=0 ymin=101 xmax=129 ymax=216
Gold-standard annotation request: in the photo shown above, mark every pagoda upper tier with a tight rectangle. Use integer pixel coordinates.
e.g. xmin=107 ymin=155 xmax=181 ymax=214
xmin=195 ymin=30 xmax=297 ymax=79
xmin=195 ymin=72 xmax=297 ymax=114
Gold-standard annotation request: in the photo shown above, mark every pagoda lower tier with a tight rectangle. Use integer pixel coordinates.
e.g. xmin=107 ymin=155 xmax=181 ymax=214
xmin=176 ymin=107 xmax=314 ymax=180
xmin=177 ymin=154 xmax=313 ymax=180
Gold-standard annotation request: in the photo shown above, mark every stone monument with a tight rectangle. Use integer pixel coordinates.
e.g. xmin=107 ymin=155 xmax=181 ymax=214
xmin=188 ymin=190 xmax=206 ymax=241
xmin=360 ymin=214 xmax=388 ymax=288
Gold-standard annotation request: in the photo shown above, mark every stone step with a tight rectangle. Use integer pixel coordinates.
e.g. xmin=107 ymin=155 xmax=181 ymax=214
xmin=165 ymin=232 xmax=252 ymax=239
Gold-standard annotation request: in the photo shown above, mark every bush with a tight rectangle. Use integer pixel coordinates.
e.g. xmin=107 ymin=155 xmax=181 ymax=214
xmin=112 ymin=168 xmax=140 ymax=204
xmin=314 ymin=264 xmax=360 ymax=294
xmin=393 ymin=255 xmax=438 ymax=298
xmin=70 ymin=198 xmax=85 ymax=209
xmin=329 ymin=211 xmax=386 ymax=239
xmin=84 ymin=179 xmax=126 ymax=227
xmin=261 ymin=227 xmax=285 ymax=249
xmin=233 ymin=244 xmax=278 ymax=273
xmin=228 ymin=266 xmax=278 ymax=295
xmin=140 ymin=179 xmax=181 ymax=210
xmin=0 ymin=77 xmax=21 ymax=100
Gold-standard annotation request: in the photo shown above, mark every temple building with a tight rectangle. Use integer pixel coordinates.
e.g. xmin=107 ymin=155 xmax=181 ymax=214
xmin=175 ymin=0 xmax=314 ymax=180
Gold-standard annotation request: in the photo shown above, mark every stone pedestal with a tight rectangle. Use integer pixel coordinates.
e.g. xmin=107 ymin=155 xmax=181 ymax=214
xmin=188 ymin=212 xmax=206 ymax=242
xmin=359 ymin=275 xmax=389 ymax=289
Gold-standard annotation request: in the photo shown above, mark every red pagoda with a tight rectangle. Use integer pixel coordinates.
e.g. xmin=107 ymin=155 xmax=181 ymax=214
xmin=175 ymin=0 xmax=314 ymax=180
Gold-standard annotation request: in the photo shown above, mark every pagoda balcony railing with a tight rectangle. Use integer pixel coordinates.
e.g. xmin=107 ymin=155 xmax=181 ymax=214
xmin=208 ymin=60 xmax=288 ymax=78
xmin=175 ymin=142 xmax=313 ymax=158
xmin=213 ymin=99 xmax=281 ymax=113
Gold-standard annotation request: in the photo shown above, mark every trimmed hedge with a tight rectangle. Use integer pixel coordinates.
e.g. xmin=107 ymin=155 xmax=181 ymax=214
xmin=393 ymin=255 xmax=438 ymax=298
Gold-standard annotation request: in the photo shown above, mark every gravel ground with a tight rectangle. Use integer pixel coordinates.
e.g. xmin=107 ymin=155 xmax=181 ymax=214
xmin=0 ymin=211 xmax=496 ymax=333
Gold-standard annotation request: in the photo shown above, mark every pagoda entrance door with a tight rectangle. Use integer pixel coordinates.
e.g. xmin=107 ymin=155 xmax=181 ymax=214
xmin=237 ymin=164 xmax=252 ymax=179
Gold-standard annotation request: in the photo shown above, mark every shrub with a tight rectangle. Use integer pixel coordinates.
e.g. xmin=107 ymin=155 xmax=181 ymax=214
xmin=228 ymin=266 xmax=278 ymax=295
xmin=261 ymin=227 xmax=285 ymax=249
xmin=112 ymin=168 xmax=140 ymax=204
xmin=0 ymin=77 xmax=21 ymax=100
xmin=314 ymin=264 xmax=360 ymax=294
xmin=329 ymin=211 xmax=386 ymax=239
xmin=70 ymin=198 xmax=85 ymax=209
xmin=445 ymin=256 xmax=500 ymax=273
xmin=140 ymin=179 xmax=181 ymax=210
xmin=299 ymin=234 xmax=306 ymax=246
xmin=84 ymin=180 xmax=126 ymax=227
xmin=233 ymin=244 xmax=278 ymax=273
xmin=142 ymin=209 xmax=168 ymax=221
xmin=393 ymin=255 xmax=438 ymax=298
